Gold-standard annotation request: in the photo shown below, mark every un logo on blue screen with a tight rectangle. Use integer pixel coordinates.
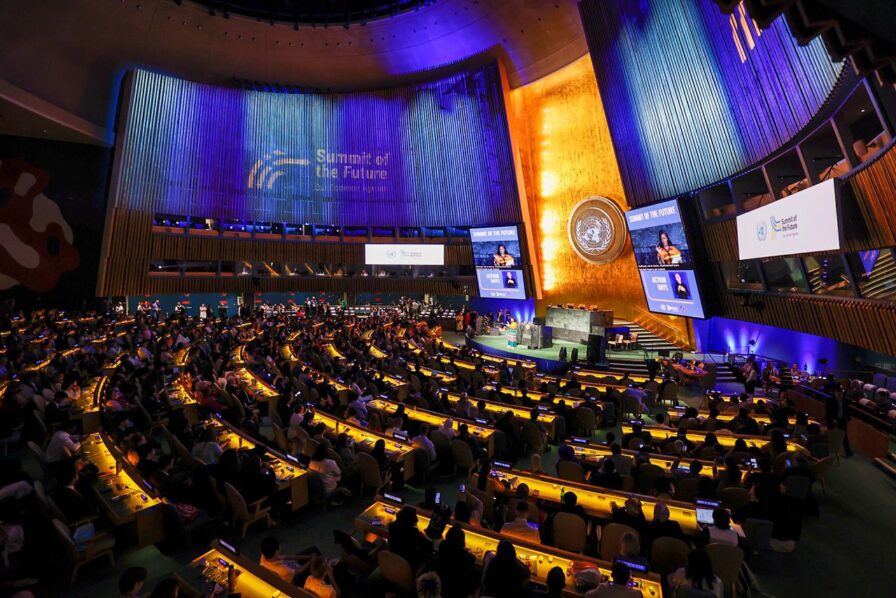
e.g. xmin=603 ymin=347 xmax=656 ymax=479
xmin=756 ymin=221 xmax=767 ymax=242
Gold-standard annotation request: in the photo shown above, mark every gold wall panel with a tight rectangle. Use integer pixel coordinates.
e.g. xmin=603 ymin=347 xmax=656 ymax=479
xmin=508 ymin=57 xmax=690 ymax=341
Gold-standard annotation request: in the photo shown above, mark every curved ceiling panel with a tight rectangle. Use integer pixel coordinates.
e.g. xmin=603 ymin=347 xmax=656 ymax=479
xmin=0 ymin=0 xmax=587 ymax=142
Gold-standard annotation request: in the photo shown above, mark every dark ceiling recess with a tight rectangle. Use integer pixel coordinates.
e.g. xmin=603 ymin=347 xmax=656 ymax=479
xmin=178 ymin=0 xmax=435 ymax=25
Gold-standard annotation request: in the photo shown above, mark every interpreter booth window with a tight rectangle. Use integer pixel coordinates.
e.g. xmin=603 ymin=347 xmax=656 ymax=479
xmin=147 ymin=260 xmax=182 ymax=277
xmin=846 ymin=249 xmax=896 ymax=301
xmin=803 ymin=255 xmax=854 ymax=296
xmin=721 ymin=261 xmax=764 ymax=291
xmin=399 ymin=227 xmax=421 ymax=238
xmin=760 ymin=257 xmax=809 ymax=293
xmin=183 ymin=261 xmax=219 ymax=277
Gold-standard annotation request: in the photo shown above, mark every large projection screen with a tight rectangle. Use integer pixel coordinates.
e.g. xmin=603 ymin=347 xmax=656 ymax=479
xmin=737 ymin=179 xmax=840 ymax=260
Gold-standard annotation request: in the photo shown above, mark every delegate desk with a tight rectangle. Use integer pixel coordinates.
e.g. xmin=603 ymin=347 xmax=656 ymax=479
xmin=442 ymin=390 xmax=559 ymax=439
xmin=366 ymin=397 xmax=498 ymax=456
xmin=80 ymin=433 xmax=164 ymax=546
xmin=312 ymin=411 xmax=417 ymax=481
xmin=168 ymin=375 xmax=200 ymax=425
xmin=199 ymin=417 xmax=309 ymax=511
xmin=666 ymin=405 xmax=822 ymax=428
xmin=573 ymin=366 xmax=649 ymax=385
xmin=235 ymin=367 xmax=280 ymax=403
xmin=485 ymin=466 xmax=702 ymax=535
xmin=563 ymin=439 xmax=736 ymax=481
xmin=70 ymin=375 xmax=105 ymax=433
xmin=482 ymin=384 xmax=585 ymax=409
xmin=176 ymin=540 xmax=312 ymax=598
xmin=439 ymin=338 xmax=538 ymax=372
xmin=624 ymin=424 xmax=809 ymax=454
xmin=665 ymin=361 xmax=707 ymax=383
xmin=355 ymin=498 xmax=662 ymax=598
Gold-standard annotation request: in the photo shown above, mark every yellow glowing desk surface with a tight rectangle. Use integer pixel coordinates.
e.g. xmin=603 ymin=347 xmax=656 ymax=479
xmin=368 ymin=344 xmax=457 ymax=384
xmin=573 ymin=366 xmax=649 ymax=384
xmin=486 ymin=466 xmax=701 ymax=534
xmin=482 ymin=384 xmax=585 ymax=409
xmin=177 ymin=542 xmax=313 ymax=598
xmin=623 ymin=424 xmax=808 ymax=454
xmin=172 ymin=345 xmax=191 ymax=368
xmin=666 ymin=406 xmax=821 ymax=428
xmin=80 ymin=433 xmax=165 ymax=545
xmin=200 ymin=417 xmax=309 ymax=510
xmin=355 ymin=499 xmax=662 ymax=598
xmin=69 ymin=376 xmax=105 ymax=433
xmin=564 ymin=439 xmax=725 ymax=479
xmin=366 ymin=397 xmax=497 ymax=455
xmin=23 ymin=346 xmax=79 ymax=373
xmin=443 ymin=391 xmax=557 ymax=433
xmin=439 ymin=338 xmax=538 ymax=370
xmin=325 ymin=344 xmax=346 ymax=360
xmin=166 ymin=376 xmax=200 ymax=425
xmin=312 ymin=411 xmax=416 ymax=480
xmin=434 ymin=353 xmax=500 ymax=376
xmin=235 ymin=367 xmax=280 ymax=401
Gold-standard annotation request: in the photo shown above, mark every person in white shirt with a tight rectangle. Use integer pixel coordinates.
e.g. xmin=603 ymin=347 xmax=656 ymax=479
xmin=584 ymin=562 xmax=641 ymax=598
xmin=412 ymin=424 xmax=437 ymax=462
xmin=45 ymin=422 xmax=81 ymax=463
xmin=500 ymin=501 xmax=541 ymax=544
xmin=668 ymin=548 xmax=723 ymax=597
xmin=438 ymin=418 xmax=457 ymax=439
xmin=191 ymin=429 xmax=223 ymax=465
xmin=308 ymin=444 xmax=348 ymax=498
xmin=706 ymin=508 xmax=739 ymax=546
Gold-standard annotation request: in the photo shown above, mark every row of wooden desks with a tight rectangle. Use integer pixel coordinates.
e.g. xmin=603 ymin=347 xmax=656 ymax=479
xmin=355 ymin=498 xmax=662 ymax=597
xmin=564 ymin=438 xmax=731 ymax=479
xmin=366 ymin=396 xmax=498 ymax=456
xmin=198 ymin=417 xmax=310 ymax=511
xmin=624 ymin=424 xmax=809 ymax=454
xmin=312 ymin=411 xmax=417 ymax=481
xmin=485 ymin=465 xmax=703 ymax=535
xmin=665 ymin=405 xmax=822 ymax=428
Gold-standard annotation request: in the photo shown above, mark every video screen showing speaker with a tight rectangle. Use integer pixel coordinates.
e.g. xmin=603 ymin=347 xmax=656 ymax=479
xmin=471 ymin=226 xmax=527 ymax=300
xmin=624 ymin=199 xmax=706 ymax=319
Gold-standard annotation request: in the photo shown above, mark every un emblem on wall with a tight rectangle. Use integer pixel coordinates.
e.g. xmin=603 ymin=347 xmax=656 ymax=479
xmin=567 ymin=196 xmax=627 ymax=265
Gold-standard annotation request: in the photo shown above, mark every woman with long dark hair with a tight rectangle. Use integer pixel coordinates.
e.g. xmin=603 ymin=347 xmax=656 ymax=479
xmin=668 ymin=548 xmax=722 ymax=596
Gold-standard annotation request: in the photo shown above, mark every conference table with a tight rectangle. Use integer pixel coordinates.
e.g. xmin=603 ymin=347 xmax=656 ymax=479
xmin=484 ymin=465 xmax=704 ymax=534
xmin=366 ymin=396 xmax=498 ymax=456
xmin=563 ymin=438 xmax=741 ymax=480
xmin=80 ymin=432 xmax=165 ymax=546
xmin=355 ymin=498 xmax=662 ymax=597
xmin=234 ymin=367 xmax=280 ymax=402
xmin=69 ymin=375 xmax=105 ymax=434
xmin=312 ymin=411 xmax=417 ymax=481
xmin=438 ymin=338 xmax=538 ymax=371
xmin=442 ymin=390 xmax=560 ymax=438
xmin=199 ymin=416 xmax=310 ymax=511
xmin=168 ymin=374 xmax=201 ymax=425
xmin=665 ymin=405 xmax=822 ymax=428
xmin=176 ymin=540 xmax=312 ymax=597
xmin=623 ymin=424 xmax=809 ymax=453
xmin=482 ymin=384 xmax=586 ymax=409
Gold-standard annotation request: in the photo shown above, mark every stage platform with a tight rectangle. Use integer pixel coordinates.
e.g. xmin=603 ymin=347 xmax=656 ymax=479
xmin=466 ymin=334 xmax=604 ymax=373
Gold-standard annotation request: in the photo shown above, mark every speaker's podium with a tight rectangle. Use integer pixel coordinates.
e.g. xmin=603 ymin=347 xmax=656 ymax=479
xmin=506 ymin=323 xmax=551 ymax=349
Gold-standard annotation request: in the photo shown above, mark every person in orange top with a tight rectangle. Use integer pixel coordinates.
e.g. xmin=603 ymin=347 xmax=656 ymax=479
xmin=655 ymin=230 xmax=682 ymax=265
xmin=303 ymin=556 xmax=339 ymax=598
xmin=259 ymin=537 xmax=314 ymax=585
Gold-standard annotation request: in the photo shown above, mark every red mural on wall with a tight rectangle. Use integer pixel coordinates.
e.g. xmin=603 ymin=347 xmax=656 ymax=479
xmin=0 ymin=159 xmax=79 ymax=292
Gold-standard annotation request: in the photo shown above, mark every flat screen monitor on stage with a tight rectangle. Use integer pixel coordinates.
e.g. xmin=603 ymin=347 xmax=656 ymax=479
xmin=624 ymin=199 xmax=706 ymax=319
xmin=471 ymin=226 xmax=527 ymax=300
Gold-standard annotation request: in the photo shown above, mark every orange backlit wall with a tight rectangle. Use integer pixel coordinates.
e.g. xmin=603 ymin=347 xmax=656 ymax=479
xmin=508 ymin=57 xmax=691 ymax=344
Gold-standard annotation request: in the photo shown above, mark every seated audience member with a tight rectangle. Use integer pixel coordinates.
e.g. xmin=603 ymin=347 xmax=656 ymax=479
xmin=611 ymin=497 xmax=647 ymax=536
xmin=481 ymin=540 xmax=531 ymax=598
xmin=387 ymin=506 xmax=433 ymax=571
xmin=53 ymin=459 xmax=97 ymax=523
xmin=608 ymin=443 xmax=633 ymax=476
xmin=260 ymin=536 xmax=315 ymax=585
xmin=438 ymin=418 xmax=458 ymax=439
xmin=703 ymin=508 xmax=739 ymax=546
xmin=532 ymin=566 xmax=567 ymax=598
xmin=592 ymin=459 xmax=623 ymax=490
xmin=118 ymin=566 xmax=148 ymax=598
xmin=333 ymin=433 xmax=359 ymax=477
xmin=668 ymin=549 xmax=723 ymax=597
xmin=412 ymin=424 xmax=437 ymax=462
xmin=617 ymin=531 xmax=648 ymax=570
xmin=584 ymin=562 xmax=640 ymax=598
xmin=435 ymin=525 xmax=476 ymax=598
xmin=500 ymin=500 xmax=541 ymax=544
xmin=45 ymin=420 xmax=81 ymax=464
xmin=308 ymin=444 xmax=351 ymax=502
xmin=303 ymin=556 xmax=338 ymax=598
xmin=190 ymin=428 xmax=223 ymax=465
xmin=647 ymin=502 xmax=684 ymax=548
xmin=416 ymin=571 xmax=442 ymax=598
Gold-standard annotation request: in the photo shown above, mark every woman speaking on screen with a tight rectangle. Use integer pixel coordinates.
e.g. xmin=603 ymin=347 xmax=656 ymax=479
xmin=655 ymin=230 xmax=682 ymax=265
xmin=493 ymin=244 xmax=516 ymax=267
